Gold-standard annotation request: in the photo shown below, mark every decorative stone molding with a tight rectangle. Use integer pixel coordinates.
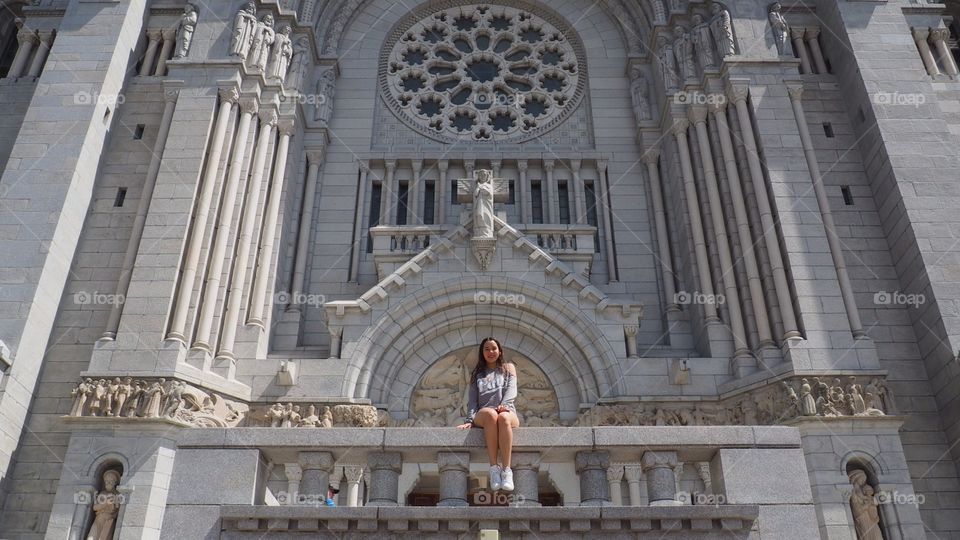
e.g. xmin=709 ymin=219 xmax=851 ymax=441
xmin=258 ymin=403 xmax=379 ymax=427
xmin=378 ymin=1 xmax=587 ymax=143
xmin=67 ymin=377 xmax=247 ymax=427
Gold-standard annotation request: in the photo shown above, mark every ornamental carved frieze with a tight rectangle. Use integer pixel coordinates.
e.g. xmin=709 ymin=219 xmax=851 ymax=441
xmin=67 ymin=377 xmax=248 ymax=427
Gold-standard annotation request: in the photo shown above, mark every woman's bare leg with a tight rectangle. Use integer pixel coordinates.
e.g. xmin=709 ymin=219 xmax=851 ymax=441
xmin=497 ymin=411 xmax=519 ymax=468
xmin=474 ymin=408 xmax=499 ymax=465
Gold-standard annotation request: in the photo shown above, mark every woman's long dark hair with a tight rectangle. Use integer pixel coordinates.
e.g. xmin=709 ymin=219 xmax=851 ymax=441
xmin=470 ymin=337 xmax=505 ymax=383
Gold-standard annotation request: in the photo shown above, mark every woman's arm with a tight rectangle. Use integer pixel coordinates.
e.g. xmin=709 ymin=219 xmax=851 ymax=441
xmin=464 ymin=377 xmax=479 ymax=423
xmin=501 ymin=364 xmax=518 ymax=409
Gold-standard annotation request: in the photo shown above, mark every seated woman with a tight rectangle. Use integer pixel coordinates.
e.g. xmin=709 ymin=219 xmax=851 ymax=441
xmin=457 ymin=337 xmax=520 ymax=491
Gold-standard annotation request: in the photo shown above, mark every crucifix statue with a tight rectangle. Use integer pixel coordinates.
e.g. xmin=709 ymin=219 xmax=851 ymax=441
xmin=457 ymin=169 xmax=509 ymax=269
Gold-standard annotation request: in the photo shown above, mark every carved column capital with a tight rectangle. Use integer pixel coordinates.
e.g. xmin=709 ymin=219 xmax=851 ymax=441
xmin=543 ymin=158 xmax=555 ymax=172
xmin=36 ymin=29 xmax=55 ymax=43
xmin=306 ymin=149 xmax=326 ymax=166
xmin=790 ymin=27 xmax=806 ymax=40
xmin=161 ymin=28 xmax=176 ymax=41
xmin=238 ymin=97 xmax=260 ymax=115
xmin=284 ymin=463 xmax=303 ymax=482
xmin=146 ymin=28 xmax=162 ymax=41
xmin=570 ymin=158 xmax=582 ymax=170
xmin=687 ymin=105 xmax=708 ymax=125
xmin=623 ymin=464 xmax=643 ymax=482
xmin=259 ymin=108 xmax=279 ymax=126
xmin=929 ymin=27 xmax=950 ymax=43
xmin=707 ymin=97 xmax=727 ymax=114
xmin=624 ymin=324 xmax=638 ymax=337
xmin=805 ymin=27 xmax=821 ymax=40
xmin=17 ymin=28 xmax=37 ymax=44
xmin=343 ymin=466 xmax=364 ymax=483
xmin=517 ymin=159 xmax=528 ymax=172
xmin=385 ymin=159 xmax=397 ymax=172
xmin=219 ymin=87 xmax=240 ymax=103
xmin=669 ymin=117 xmax=690 ymax=135
xmin=277 ymin=118 xmax=296 ymax=136
xmin=437 ymin=159 xmax=449 ymax=172
xmin=411 ymin=158 xmax=423 ymax=174
xmin=785 ymin=80 xmax=804 ymax=101
xmin=299 ymin=451 xmax=334 ymax=472
xmin=726 ymin=82 xmax=749 ymax=104
xmin=358 ymin=160 xmax=370 ymax=173
xmin=912 ymin=27 xmax=930 ymax=42
xmin=606 ymin=465 xmax=625 ymax=483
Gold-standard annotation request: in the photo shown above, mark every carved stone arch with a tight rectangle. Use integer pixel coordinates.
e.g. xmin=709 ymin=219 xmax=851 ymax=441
xmin=313 ymin=0 xmax=656 ymax=59
xmin=341 ymin=276 xmax=624 ymax=409
xmin=841 ymin=450 xmax=889 ymax=480
xmin=84 ymin=452 xmax=130 ymax=484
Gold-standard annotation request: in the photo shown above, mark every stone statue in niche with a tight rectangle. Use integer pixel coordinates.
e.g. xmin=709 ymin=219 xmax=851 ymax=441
xmin=85 ymin=469 xmax=121 ymax=540
xmin=269 ymin=25 xmax=293 ymax=81
xmin=629 ymin=65 xmax=650 ymax=123
xmin=287 ymin=36 xmax=310 ymax=90
xmin=230 ymin=2 xmax=257 ymax=58
xmin=672 ymin=26 xmax=696 ymax=82
xmin=710 ymin=3 xmax=736 ymax=58
xmin=768 ymin=2 xmax=789 ymax=55
xmin=848 ymin=469 xmax=884 ymax=540
xmin=691 ymin=14 xmax=716 ymax=70
xmin=314 ymin=68 xmax=336 ymax=125
xmin=656 ymin=35 xmax=679 ymax=92
xmin=174 ymin=4 xmax=197 ymax=59
xmin=473 ymin=169 xmax=497 ymax=239
xmin=249 ymin=14 xmax=276 ymax=71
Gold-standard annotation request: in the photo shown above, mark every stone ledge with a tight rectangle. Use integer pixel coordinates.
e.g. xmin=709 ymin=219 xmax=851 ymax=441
xmin=220 ymin=504 xmax=759 ymax=534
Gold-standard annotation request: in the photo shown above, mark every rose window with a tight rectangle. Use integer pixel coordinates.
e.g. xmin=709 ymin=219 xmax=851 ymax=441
xmin=380 ymin=3 xmax=585 ymax=143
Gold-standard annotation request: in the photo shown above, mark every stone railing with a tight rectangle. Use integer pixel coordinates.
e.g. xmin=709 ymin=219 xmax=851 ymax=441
xmin=518 ymin=223 xmax=596 ymax=255
xmin=370 ymin=225 xmax=446 ymax=256
xmin=166 ymin=426 xmax=813 ymax=538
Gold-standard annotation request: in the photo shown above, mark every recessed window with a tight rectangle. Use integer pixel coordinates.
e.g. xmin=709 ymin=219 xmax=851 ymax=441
xmin=114 ymin=187 xmax=127 ymax=207
xmin=134 ymin=124 xmax=145 ymax=139
xmin=841 ymin=186 xmax=854 ymax=206
xmin=822 ymin=122 xmax=834 ymax=138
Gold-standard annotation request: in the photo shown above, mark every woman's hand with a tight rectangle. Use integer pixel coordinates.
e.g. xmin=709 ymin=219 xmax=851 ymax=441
xmin=495 ymin=405 xmax=508 ymax=413
xmin=456 ymin=422 xmax=472 ymax=429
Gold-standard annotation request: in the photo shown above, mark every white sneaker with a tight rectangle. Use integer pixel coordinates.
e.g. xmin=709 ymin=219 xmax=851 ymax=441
xmin=489 ymin=465 xmax=502 ymax=491
xmin=500 ymin=467 xmax=514 ymax=491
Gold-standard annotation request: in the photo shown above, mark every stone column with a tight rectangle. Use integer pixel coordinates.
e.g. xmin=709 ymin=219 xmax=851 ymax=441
xmin=193 ymin=97 xmax=258 ymax=353
xmin=930 ymin=28 xmax=959 ymax=77
xmin=366 ymin=452 xmax=402 ymax=506
xmin=805 ymin=28 xmax=828 ymax=74
xmin=624 ymin=464 xmax=643 ymax=506
xmin=139 ymin=29 xmax=161 ymax=77
xmin=710 ymin=100 xmax=774 ymax=350
xmin=104 ymin=89 xmax=178 ymax=339
xmin=8 ymin=27 xmax=38 ymax=79
xmin=785 ymin=81 xmax=864 ymax=337
xmin=913 ymin=28 xmax=940 ymax=76
xmin=606 ymin=465 xmax=624 ymax=505
xmin=349 ymin=160 xmax=369 ymax=282
xmin=671 ymin=117 xmax=719 ymax=322
xmin=517 ymin=159 xmax=530 ymax=224
xmin=344 ymin=466 xmax=363 ymax=507
xmin=299 ymin=452 xmax=334 ymax=504
xmin=641 ymin=451 xmax=680 ymax=506
xmin=543 ymin=158 xmax=556 ymax=223
xmin=689 ymin=105 xmax=749 ymax=359
xmin=437 ymin=159 xmax=449 ymax=225
xmin=409 ymin=158 xmax=422 ymax=224
xmin=381 ymin=159 xmax=397 ymax=225
xmin=624 ymin=325 xmax=639 ymax=357
xmin=284 ymin=463 xmax=302 ymax=505
xmin=155 ymin=29 xmax=175 ymax=76
xmin=248 ymin=118 xmax=296 ymax=326
xmin=26 ymin=30 xmax=54 ymax=78
xmin=437 ymin=452 xmax=470 ymax=507
xmin=643 ymin=149 xmax=678 ymax=311
xmin=167 ymin=89 xmax=238 ymax=341
xmin=727 ymin=82 xmax=800 ymax=340
xmin=571 ymin=158 xmax=586 ymax=223
xmin=217 ymin=109 xmax=278 ymax=359
xmin=289 ymin=150 xmax=325 ymax=308
xmin=575 ymin=450 xmax=611 ymax=506
xmin=511 ymin=452 xmax=541 ymax=506
xmin=596 ymin=160 xmax=616 ymax=282
xmin=790 ymin=27 xmax=812 ymax=74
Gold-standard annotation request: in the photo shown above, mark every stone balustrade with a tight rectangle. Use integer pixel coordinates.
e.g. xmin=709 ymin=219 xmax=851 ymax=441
xmin=370 ymin=225 xmax=446 ymax=255
xmin=165 ymin=425 xmax=811 ymax=537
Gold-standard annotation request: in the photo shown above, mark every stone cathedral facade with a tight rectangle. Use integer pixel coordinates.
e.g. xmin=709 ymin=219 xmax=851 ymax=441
xmin=1 ymin=0 xmax=960 ymax=537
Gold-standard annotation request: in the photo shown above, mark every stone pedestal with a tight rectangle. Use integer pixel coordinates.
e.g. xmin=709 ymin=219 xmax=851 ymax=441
xmin=366 ymin=452 xmax=402 ymax=506
xmin=298 ymin=452 xmax=334 ymax=505
xmin=511 ymin=452 xmax=541 ymax=506
xmin=437 ymin=452 xmax=470 ymax=507
xmin=575 ymin=450 xmax=611 ymax=506
xmin=641 ymin=451 xmax=680 ymax=506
